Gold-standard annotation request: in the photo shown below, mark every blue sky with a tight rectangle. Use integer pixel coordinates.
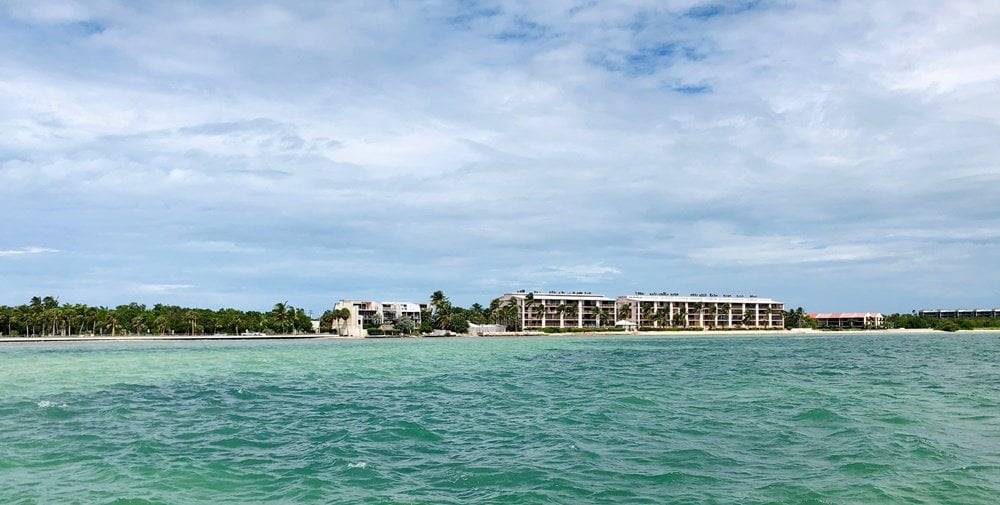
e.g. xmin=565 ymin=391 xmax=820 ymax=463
xmin=1 ymin=0 xmax=999 ymax=315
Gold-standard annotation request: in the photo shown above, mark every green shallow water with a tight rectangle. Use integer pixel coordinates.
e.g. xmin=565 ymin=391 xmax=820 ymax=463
xmin=1 ymin=333 xmax=999 ymax=504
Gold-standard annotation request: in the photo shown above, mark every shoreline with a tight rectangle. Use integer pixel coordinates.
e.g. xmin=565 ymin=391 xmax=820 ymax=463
xmin=0 ymin=334 xmax=343 ymax=344
xmin=2 ymin=327 xmax=998 ymax=344
xmin=529 ymin=328 xmax=994 ymax=337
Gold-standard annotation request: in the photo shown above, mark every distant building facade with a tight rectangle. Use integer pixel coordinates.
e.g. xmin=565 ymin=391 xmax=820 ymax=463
xmin=808 ymin=312 xmax=884 ymax=329
xmin=336 ymin=299 xmax=429 ymax=329
xmin=617 ymin=293 xmax=785 ymax=329
xmin=381 ymin=302 xmax=426 ymax=324
xmin=916 ymin=309 xmax=999 ymax=318
xmin=495 ymin=291 xmax=617 ymax=329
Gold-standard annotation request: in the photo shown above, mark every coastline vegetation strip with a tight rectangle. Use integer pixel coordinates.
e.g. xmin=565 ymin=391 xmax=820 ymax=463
xmin=884 ymin=313 xmax=1000 ymax=332
xmin=3 ymin=294 xmax=998 ymax=338
xmin=0 ymin=296 xmax=313 ymax=337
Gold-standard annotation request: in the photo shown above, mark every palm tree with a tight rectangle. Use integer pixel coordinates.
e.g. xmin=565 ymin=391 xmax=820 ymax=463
xmin=562 ymin=303 xmax=578 ymax=327
xmin=429 ymin=291 xmax=454 ymax=330
xmin=522 ymin=293 xmax=537 ymax=327
xmin=648 ymin=308 xmax=663 ymax=327
xmin=271 ymin=302 xmax=290 ymax=334
xmin=708 ymin=305 xmax=720 ymax=329
xmin=185 ymin=310 xmax=199 ymax=335
xmin=503 ymin=298 xmax=520 ymax=330
xmin=593 ymin=304 xmax=609 ymax=327
xmin=641 ymin=304 xmax=654 ymax=327
xmin=618 ymin=303 xmax=632 ymax=324
xmin=555 ymin=303 xmax=569 ymax=327
xmin=153 ymin=315 xmax=169 ymax=335
xmin=1 ymin=306 xmax=12 ymax=336
xmin=688 ymin=302 xmax=703 ymax=328
xmin=430 ymin=290 xmax=448 ymax=310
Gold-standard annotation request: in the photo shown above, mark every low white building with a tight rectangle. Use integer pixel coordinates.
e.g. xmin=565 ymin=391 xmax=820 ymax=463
xmin=808 ymin=312 xmax=884 ymax=329
xmin=467 ymin=323 xmax=509 ymax=336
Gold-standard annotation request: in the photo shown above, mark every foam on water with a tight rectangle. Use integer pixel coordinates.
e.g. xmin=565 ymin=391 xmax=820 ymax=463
xmin=1 ymin=333 xmax=999 ymax=504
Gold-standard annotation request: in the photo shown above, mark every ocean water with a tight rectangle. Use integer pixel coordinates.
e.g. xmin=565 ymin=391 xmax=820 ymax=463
xmin=1 ymin=333 xmax=999 ymax=504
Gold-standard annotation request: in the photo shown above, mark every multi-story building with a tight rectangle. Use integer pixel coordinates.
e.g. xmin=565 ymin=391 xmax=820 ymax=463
xmin=381 ymin=302 xmax=426 ymax=324
xmin=917 ymin=308 xmax=999 ymax=318
xmin=616 ymin=293 xmax=785 ymax=329
xmin=336 ymin=299 xmax=428 ymax=328
xmin=808 ymin=312 xmax=884 ymax=329
xmin=495 ymin=291 xmax=617 ymax=329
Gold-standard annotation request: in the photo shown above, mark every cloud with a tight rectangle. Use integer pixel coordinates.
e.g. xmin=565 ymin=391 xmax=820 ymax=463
xmin=0 ymin=247 xmax=59 ymax=257
xmin=547 ymin=263 xmax=623 ymax=282
xmin=1 ymin=1 xmax=999 ymax=312
xmin=135 ymin=284 xmax=194 ymax=294
xmin=690 ymin=238 xmax=893 ymax=267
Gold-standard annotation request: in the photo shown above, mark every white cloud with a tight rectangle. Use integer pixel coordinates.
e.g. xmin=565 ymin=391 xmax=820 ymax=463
xmin=547 ymin=263 xmax=623 ymax=282
xmin=1 ymin=1 xmax=999 ymax=312
xmin=690 ymin=238 xmax=894 ymax=267
xmin=0 ymin=247 xmax=59 ymax=257
xmin=135 ymin=284 xmax=194 ymax=294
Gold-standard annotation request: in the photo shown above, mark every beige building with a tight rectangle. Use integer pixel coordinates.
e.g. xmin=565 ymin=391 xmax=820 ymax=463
xmin=616 ymin=293 xmax=785 ymax=329
xmin=495 ymin=291 xmax=617 ymax=329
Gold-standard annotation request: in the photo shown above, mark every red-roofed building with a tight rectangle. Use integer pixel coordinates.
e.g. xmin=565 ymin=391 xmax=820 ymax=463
xmin=808 ymin=312 xmax=884 ymax=329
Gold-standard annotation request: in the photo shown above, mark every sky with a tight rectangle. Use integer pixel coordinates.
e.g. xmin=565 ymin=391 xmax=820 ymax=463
xmin=1 ymin=0 xmax=999 ymax=315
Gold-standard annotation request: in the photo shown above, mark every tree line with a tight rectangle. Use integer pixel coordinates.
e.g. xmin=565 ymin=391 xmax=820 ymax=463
xmin=11 ymin=294 xmax=991 ymax=338
xmin=0 ymin=296 xmax=313 ymax=337
xmin=885 ymin=313 xmax=1000 ymax=332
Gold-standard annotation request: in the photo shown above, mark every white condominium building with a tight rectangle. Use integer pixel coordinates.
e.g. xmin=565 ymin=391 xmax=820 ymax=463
xmin=336 ymin=300 xmax=429 ymax=327
xmin=495 ymin=291 xmax=617 ymax=329
xmin=616 ymin=293 xmax=785 ymax=329
xmin=381 ymin=302 xmax=426 ymax=324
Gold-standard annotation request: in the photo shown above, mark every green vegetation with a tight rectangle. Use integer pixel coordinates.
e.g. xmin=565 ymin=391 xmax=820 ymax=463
xmin=885 ymin=314 xmax=1000 ymax=332
xmin=783 ymin=307 xmax=818 ymax=329
xmin=393 ymin=316 xmax=416 ymax=334
xmin=317 ymin=307 xmax=352 ymax=333
xmin=0 ymin=296 xmax=312 ymax=337
xmin=421 ymin=290 xmax=494 ymax=333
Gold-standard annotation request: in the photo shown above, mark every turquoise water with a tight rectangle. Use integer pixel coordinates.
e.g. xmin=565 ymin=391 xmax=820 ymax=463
xmin=1 ymin=333 xmax=999 ymax=504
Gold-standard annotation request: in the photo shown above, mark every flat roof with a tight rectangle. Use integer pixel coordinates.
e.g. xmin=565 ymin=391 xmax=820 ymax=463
xmin=619 ymin=294 xmax=782 ymax=304
xmin=917 ymin=308 xmax=999 ymax=312
xmin=501 ymin=291 xmax=613 ymax=301
xmin=382 ymin=301 xmax=424 ymax=309
xmin=809 ymin=312 xmax=882 ymax=319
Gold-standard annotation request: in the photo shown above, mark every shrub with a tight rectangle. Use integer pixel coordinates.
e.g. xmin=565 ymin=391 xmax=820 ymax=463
xmin=938 ymin=321 xmax=960 ymax=332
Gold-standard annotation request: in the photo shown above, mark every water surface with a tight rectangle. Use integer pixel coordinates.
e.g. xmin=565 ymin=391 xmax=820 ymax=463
xmin=2 ymin=333 xmax=999 ymax=503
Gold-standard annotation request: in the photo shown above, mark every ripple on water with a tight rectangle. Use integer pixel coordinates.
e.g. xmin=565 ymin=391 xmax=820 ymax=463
xmin=837 ymin=461 xmax=892 ymax=475
xmin=1 ymin=334 xmax=998 ymax=504
xmin=791 ymin=407 xmax=850 ymax=424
